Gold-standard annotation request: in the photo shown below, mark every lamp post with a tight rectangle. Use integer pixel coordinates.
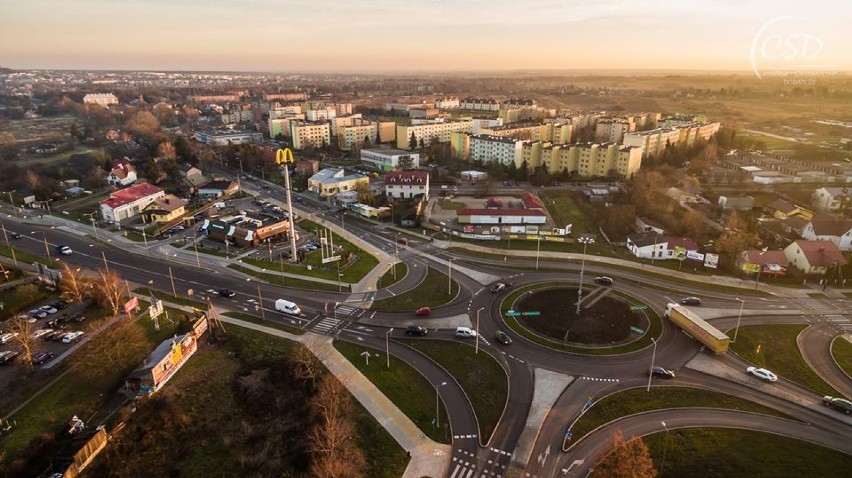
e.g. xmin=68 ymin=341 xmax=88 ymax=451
xmin=475 ymin=306 xmax=485 ymax=354
xmin=733 ymin=297 xmax=745 ymax=343
xmin=535 ymin=235 xmax=542 ymax=270
xmin=385 ymin=328 xmax=394 ymax=369
xmin=435 ymin=381 xmax=447 ymax=429
xmin=646 ymin=337 xmax=658 ymax=392
xmin=394 ymin=233 xmax=400 ymax=280
xmin=2 ymin=191 xmax=16 ymax=216
xmin=447 ymin=258 xmax=454 ymax=295
xmin=1 ymin=221 xmax=18 ymax=267
xmin=31 ymin=230 xmax=51 ymax=260
xmin=84 ymin=212 xmax=100 ymax=241
xmin=660 ymin=421 xmax=670 ymax=478
xmin=576 ymin=235 xmax=595 ymax=315
xmin=193 ymin=239 xmax=201 ymax=268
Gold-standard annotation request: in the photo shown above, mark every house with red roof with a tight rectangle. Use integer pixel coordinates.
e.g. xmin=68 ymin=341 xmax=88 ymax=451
xmin=107 ymin=163 xmax=137 ymax=187
xmin=99 ymin=182 xmax=165 ymax=223
xmin=784 ymin=240 xmax=845 ymax=275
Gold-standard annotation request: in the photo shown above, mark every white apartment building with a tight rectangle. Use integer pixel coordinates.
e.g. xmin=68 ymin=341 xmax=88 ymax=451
xmin=623 ymin=122 xmax=720 ymax=157
xmin=469 ymin=135 xmax=527 ymax=167
xmin=306 ymin=108 xmax=337 ymax=122
xmin=472 ymin=118 xmax=504 ymax=134
xmin=594 ymin=119 xmax=633 ymax=143
xmin=330 ymin=114 xmax=365 ymax=137
xmin=361 ymin=148 xmax=421 ymax=172
xmin=396 ymin=120 xmax=473 ymax=150
xmin=435 ymin=97 xmax=460 ymax=109
xmin=460 ymin=98 xmax=500 ymax=111
xmin=338 ymin=120 xmax=378 ymax=151
xmin=269 ymin=104 xmax=302 ymax=119
xmin=83 ymin=93 xmax=119 ymax=107
xmin=290 ymin=121 xmax=331 ymax=150
xmin=268 ymin=117 xmax=305 ymax=138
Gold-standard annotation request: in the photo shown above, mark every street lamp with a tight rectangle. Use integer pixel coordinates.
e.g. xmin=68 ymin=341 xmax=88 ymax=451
xmin=435 ymin=381 xmax=447 ymax=430
xmin=394 ymin=233 xmax=400 ymax=280
xmin=660 ymin=421 xmax=670 ymax=478
xmin=1 ymin=191 xmax=16 ymax=216
xmin=576 ymin=235 xmax=595 ymax=315
xmin=0 ymin=221 xmax=18 ymax=267
xmin=646 ymin=337 xmax=658 ymax=392
xmin=84 ymin=211 xmax=100 ymax=241
xmin=447 ymin=258 xmax=454 ymax=295
xmin=475 ymin=306 xmax=485 ymax=354
xmin=31 ymin=230 xmax=51 ymax=260
xmin=535 ymin=235 xmax=542 ymax=270
xmin=733 ymin=297 xmax=745 ymax=343
xmin=385 ymin=328 xmax=394 ymax=369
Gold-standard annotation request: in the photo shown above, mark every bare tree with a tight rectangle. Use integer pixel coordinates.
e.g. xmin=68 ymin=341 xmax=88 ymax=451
xmin=157 ymin=141 xmax=177 ymax=162
xmin=58 ymin=262 xmax=92 ymax=304
xmin=9 ymin=317 xmax=37 ymax=371
xmin=25 ymin=170 xmax=42 ymax=192
xmin=93 ymin=269 xmax=128 ymax=316
xmin=294 ymin=336 xmax=329 ymax=386
xmin=308 ymin=376 xmax=365 ymax=478
xmin=591 ymin=429 xmax=658 ymax=478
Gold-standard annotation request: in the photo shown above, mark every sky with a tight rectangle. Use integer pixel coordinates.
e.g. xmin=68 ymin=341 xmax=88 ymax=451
xmin=0 ymin=0 xmax=849 ymax=72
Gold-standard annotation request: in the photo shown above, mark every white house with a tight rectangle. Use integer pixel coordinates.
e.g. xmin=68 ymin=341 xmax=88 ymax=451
xmin=784 ymin=239 xmax=846 ymax=275
xmin=626 ymin=232 xmax=667 ymax=259
xmin=811 ymin=187 xmax=852 ymax=212
xmin=801 ymin=215 xmax=852 ymax=251
xmin=99 ymin=182 xmax=165 ymax=223
xmin=384 ymin=171 xmax=430 ymax=200
xmin=107 ymin=163 xmax=137 ymax=187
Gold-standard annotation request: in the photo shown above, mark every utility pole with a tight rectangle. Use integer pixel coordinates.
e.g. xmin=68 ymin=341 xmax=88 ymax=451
xmin=168 ymin=266 xmax=177 ymax=298
xmin=257 ymin=283 xmax=266 ymax=321
xmin=0 ymin=222 xmax=18 ymax=267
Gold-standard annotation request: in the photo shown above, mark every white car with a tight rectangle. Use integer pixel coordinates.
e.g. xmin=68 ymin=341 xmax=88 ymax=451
xmin=0 ymin=332 xmax=19 ymax=344
xmin=58 ymin=246 xmax=73 ymax=255
xmin=746 ymin=366 xmax=778 ymax=382
xmin=455 ymin=327 xmax=478 ymax=338
xmin=31 ymin=329 xmax=54 ymax=339
xmin=39 ymin=305 xmax=59 ymax=315
xmin=61 ymin=331 xmax=84 ymax=343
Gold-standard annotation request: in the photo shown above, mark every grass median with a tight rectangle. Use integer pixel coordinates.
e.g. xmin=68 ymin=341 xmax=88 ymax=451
xmin=730 ymin=324 xmax=841 ymax=396
xmin=372 ymin=266 xmax=459 ymax=311
xmin=228 ymin=264 xmax=341 ymax=292
xmin=133 ymin=287 xmax=206 ymax=309
xmin=0 ymin=244 xmax=53 ymax=266
xmin=377 ymin=262 xmax=408 ymax=289
xmin=223 ymin=311 xmax=304 ymax=335
xmin=297 ymin=218 xmax=379 ymax=282
xmin=333 ymin=340 xmax=450 ymax=443
xmin=570 ymin=386 xmax=793 ymax=443
xmin=400 ymin=339 xmax=507 ymax=443
xmin=831 ymin=336 xmax=852 ymax=378
xmin=645 ymin=428 xmax=852 ymax=478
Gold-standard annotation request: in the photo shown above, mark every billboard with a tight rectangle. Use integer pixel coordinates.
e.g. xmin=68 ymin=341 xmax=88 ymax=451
xmin=741 ymin=262 xmax=760 ymax=273
xmin=149 ymin=299 xmax=164 ymax=319
xmin=673 ymin=245 xmax=687 ymax=260
xmin=124 ymin=297 xmax=139 ymax=315
xmin=686 ymin=250 xmax=705 ymax=261
xmin=704 ymin=253 xmax=719 ymax=269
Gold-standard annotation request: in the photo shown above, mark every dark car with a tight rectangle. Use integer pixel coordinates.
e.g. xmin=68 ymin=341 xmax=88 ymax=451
xmin=72 ymin=313 xmax=86 ymax=323
xmin=406 ymin=326 xmax=428 ymax=336
xmin=495 ymin=330 xmax=512 ymax=345
xmin=32 ymin=351 xmax=55 ymax=365
xmin=594 ymin=276 xmax=613 ymax=286
xmin=649 ymin=366 xmax=676 ymax=379
xmin=219 ymin=289 xmax=236 ymax=298
xmin=52 ymin=300 xmax=69 ymax=310
xmin=0 ymin=351 xmax=20 ymax=365
xmin=414 ymin=307 xmax=431 ymax=317
xmin=822 ymin=396 xmax=852 ymax=414
xmin=681 ymin=297 xmax=702 ymax=306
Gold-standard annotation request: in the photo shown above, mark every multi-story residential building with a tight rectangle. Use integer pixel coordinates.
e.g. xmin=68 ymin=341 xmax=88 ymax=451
xmin=220 ymin=108 xmax=255 ymax=125
xmin=361 ymin=148 xmax=420 ymax=172
xmin=338 ymin=119 xmax=378 ymax=151
xmin=480 ymin=122 xmax=546 ymax=142
xmin=409 ymin=108 xmax=440 ymax=119
xmin=385 ymin=103 xmax=425 ymax=115
xmin=329 ymin=114 xmax=364 ymax=137
xmin=469 ymin=135 xmax=527 ymax=167
xmin=396 ymin=120 xmax=473 ymax=150
xmin=188 ymin=94 xmax=240 ymax=103
xmin=471 ymin=118 xmax=504 ymax=134
xmin=263 ymin=92 xmax=308 ymax=102
xmin=450 ymin=132 xmax=470 ymax=160
xmin=83 ymin=93 xmax=119 ymax=107
xmin=385 ymin=170 xmax=430 ymax=199
xmin=801 ymin=214 xmax=852 ymax=251
xmin=289 ymin=121 xmax=331 ymax=150
xmin=306 ymin=107 xmax=337 ymax=122
xmin=435 ymin=97 xmax=460 ymax=109
xmin=194 ymin=129 xmax=263 ymax=146
xmin=268 ymin=104 xmax=302 ymax=119
xmin=377 ymin=121 xmax=396 ymax=143
xmin=268 ymin=117 xmax=306 ymax=138
xmin=460 ymin=98 xmax=500 ymax=111
xmin=308 ymin=168 xmax=369 ymax=198
xmin=594 ymin=118 xmax=633 ymax=143
xmin=100 ymin=182 xmax=166 ymax=223
xmin=662 ymin=113 xmax=708 ymax=128
xmin=812 ymin=187 xmax=852 ymax=212
xmin=521 ymin=142 xmax=643 ymax=178
xmin=623 ymin=122 xmax=720 ymax=157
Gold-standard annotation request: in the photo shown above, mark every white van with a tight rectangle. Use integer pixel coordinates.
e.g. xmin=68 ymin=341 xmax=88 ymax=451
xmin=275 ymin=299 xmax=301 ymax=315
xmin=455 ymin=327 xmax=477 ymax=339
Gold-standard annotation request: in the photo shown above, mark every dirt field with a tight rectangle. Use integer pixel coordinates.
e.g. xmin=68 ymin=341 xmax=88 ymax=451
xmin=1 ymin=115 xmax=75 ymax=145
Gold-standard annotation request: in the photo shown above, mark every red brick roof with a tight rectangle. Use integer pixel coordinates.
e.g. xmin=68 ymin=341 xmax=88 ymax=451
xmin=665 ymin=236 xmax=699 ymax=250
xmin=521 ymin=192 xmax=544 ymax=210
xmin=109 ymin=163 xmax=135 ymax=179
xmin=793 ymin=240 xmax=845 ymax=267
xmin=743 ymin=250 xmax=789 ymax=266
xmin=101 ymin=182 xmax=163 ymax=209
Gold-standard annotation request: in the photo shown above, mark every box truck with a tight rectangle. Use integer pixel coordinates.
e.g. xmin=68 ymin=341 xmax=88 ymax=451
xmin=664 ymin=303 xmax=729 ymax=353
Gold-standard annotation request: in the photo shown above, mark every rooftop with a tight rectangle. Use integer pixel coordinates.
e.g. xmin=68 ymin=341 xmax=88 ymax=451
xmin=791 ymin=240 xmax=845 ymax=267
xmin=101 ymin=182 xmax=163 ymax=209
xmin=384 ymin=171 xmax=429 ymax=185
xmin=457 ymin=208 xmax=546 ymax=217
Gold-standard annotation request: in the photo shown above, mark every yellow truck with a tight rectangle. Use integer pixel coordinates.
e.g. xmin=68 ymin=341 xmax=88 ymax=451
xmin=664 ymin=303 xmax=729 ymax=353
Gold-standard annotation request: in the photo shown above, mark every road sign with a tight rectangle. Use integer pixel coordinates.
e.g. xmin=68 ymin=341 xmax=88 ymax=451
xmin=149 ymin=299 xmax=164 ymax=319
xmin=123 ymin=296 xmax=139 ymax=315
xmin=630 ymin=305 xmax=648 ymax=311
xmin=506 ymin=310 xmax=540 ymax=317
xmin=630 ymin=326 xmax=645 ymax=334
xmin=322 ymin=255 xmax=341 ymax=264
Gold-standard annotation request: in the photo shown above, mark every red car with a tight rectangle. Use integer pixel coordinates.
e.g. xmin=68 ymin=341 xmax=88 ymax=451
xmin=414 ymin=307 xmax=431 ymax=316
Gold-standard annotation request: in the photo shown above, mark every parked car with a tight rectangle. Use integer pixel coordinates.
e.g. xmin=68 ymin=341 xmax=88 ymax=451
xmin=52 ymin=300 xmax=68 ymax=310
xmin=455 ymin=327 xmax=477 ymax=338
xmin=490 ymin=282 xmax=510 ymax=294
xmin=218 ymin=289 xmax=236 ymax=298
xmin=681 ymin=297 xmax=702 ymax=306
xmin=72 ymin=314 xmax=86 ymax=323
xmin=39 ymin=305 xmax=58 ymax=315
xmin=31 ymin=329 xmax=54 ymax=340
xmin=746 ymin=366 xmax=778 ymax=382
xmin=649 ymin=366 xmax=676 ymax=379
xmin=414 ymin=307 xmax=431 ymax=317
xmin=594 ymin=276 xmax=613 ymax=286
xmin=822 ymin=396 xmax=852 ymax=414
xmin=494 ymin=330 xmax=512 ymax=345
xmin=32 ymin=351 xmax=55 ymax=365
xmin=0 ymin=350 xmax=20 ymax=365
xmin=0 ymin=332 xmax=19 ymax=344
xmin=61 ymin=331 xmax=84 ymax=343
xmin=28 ymin=309 xmax=48 ymax=319
xmin=406 ymin=326 xmax=428 ymax=336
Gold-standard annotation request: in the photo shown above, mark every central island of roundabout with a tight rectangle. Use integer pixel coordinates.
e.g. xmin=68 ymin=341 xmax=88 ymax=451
xmin=500 ymin=281 xmax=661 ymax=354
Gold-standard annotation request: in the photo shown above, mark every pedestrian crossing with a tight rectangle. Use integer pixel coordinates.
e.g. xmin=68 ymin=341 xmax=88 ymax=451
xmin=334 ymin=303 xmax=367 ymax=318
xmin=449 ymin=447 xmax=511 ymax=478
xmin=580 ymin=376 xmax=620 ymax=383
xmin=310 ymin=317 xmax=344 ymax=334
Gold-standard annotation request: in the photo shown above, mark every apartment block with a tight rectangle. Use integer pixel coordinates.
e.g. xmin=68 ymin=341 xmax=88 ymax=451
xmin=435 ymin=97 xmax=460 ymax=109
xmin=338 ymin=119 xmax=378 ymax=151
xmin=522 ymin=142 xmax=643 ymax=178
xmin=396 ymin=120 xmax=473 ymax=150
xmin=83 ymin=93 xmax=119 ymax=107
xmin=460 ymin=98 xmax=500 ymax=111
xmin=361 ymin=148 xmax=421 ymax=172
xmin=469 ymin=135 xmax=527 ymax=167
xmin=594 ymin=118 xmax=633 ymax=143
xmin=289 ymin=121 xmax=331 ymax=150
xmin=377 ymin=121 xmax=396 ymax=144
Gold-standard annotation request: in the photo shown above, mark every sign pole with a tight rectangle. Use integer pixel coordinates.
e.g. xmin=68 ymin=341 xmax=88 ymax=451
xmin=275 ymin=148 xmax=299 ymax=264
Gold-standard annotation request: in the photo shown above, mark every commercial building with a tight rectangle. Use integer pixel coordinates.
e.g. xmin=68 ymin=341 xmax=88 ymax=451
xmin=457 ymin=208 xmax=547 ymax=225
xmin=469 ymin=135 xmax=527 ymax=167
xmin=198 ymin=179 xmax=239 ymax=198
xmin=125 ymin=330 xmax=201 ymax=396
xmin=361 ymin=148 xmax=420 ymax=171
xmin=338 ymin=119 xmax=378 ymax=151
xmin=385 ymin=170 xmax=430 ymax=199
xmin=99 ymin=182 xmax=165 ymax=223
xmin=83 ymin=93 xmax=119 ymax=107
xmin=203 ymin=215 xmax=293 ymax=247
xmin=194 ymin=129 xmax=263 ymax=146
xmin=289 ymin=121 xmax=331 ymax=150
xmin=308 ymin=168 xmax=370 ymax=198
xmin=396 ymin=120 xmax=473 ymax=150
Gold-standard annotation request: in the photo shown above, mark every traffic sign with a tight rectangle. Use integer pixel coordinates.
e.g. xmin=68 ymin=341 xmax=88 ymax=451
xmin=630 ymin=305 xmax=648 ymax=311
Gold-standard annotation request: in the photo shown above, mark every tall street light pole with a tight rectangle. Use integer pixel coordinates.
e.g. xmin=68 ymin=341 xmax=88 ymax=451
xmin=646 ymin=337 xmax=658 ymax=392
xmin=1 ymin=221 xmax=18 ymax=267
xmin=535 ymin=235 xmax=542 ymax=270
xmin=435 ymin=381 xmax=447 ymax=429
xmin=447 ymin=258 xmax=454 ymax=295
xmin=31 ymin=230 xmax=50 ymax=261
xmin=660 ymin=421 xmax=670 ymax=478
xmin=275 ymin=149 xmax=298 ymax=264
xmin=576 ymin=235 xmax=595 ymax=315
xmin=385 ymin=328 xmax=394 ymax=369
xmin=475 ymin=307 xmax=485 ymax=354
xmin=733 ymin=298 xmax=745 ymax=343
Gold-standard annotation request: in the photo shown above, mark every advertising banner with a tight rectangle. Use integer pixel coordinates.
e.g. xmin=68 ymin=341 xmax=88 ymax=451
xmin=704 ymin=253 xmax=719 ymax=269
xmin=124 ymin=297 xmax=139 ymax=315
xmin=686 ymin=250 xmax=705 ymax=261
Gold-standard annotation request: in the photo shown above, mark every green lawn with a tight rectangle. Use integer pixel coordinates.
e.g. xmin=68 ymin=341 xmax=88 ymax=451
xmin=297 ymin=219 xmax=379 ymax=282
xmin=539 ymin=190 xmax=596 ymax=234
xmin=0 ymin=284 xmax=52 ymax=320
xmin=401 ymin=339 xmax=507 ymax=443
xmin=334 ymin=340 xmax=450 ymax=443
xmin=133 ymin=287 xmax=206 ymax=309
xmin=730 ymin=324 xmax=841 ymax=396
xmin=499 ymin=283 xmax=663 ymax=355
xmin=371 ymin=266 xmax=460 ymax=311
xmin=570 ymin=386 xmax=792 ymax=443
xmin=0 ymin=243 xmax=54 ymax=266
xmin=223 ymin=311 xmax=304 ymax=335
xmin=830 ymin=337 xmax=852 ymax=379
xmin=377 ymin=262 xmax=408 ymax=289
xmin=439 ymin=201 xmax=466 ymax=211
xmin=227 ymin=264 xmax=343 ymax=292
xmin=644 ymin=428 xmax=852 ymax=478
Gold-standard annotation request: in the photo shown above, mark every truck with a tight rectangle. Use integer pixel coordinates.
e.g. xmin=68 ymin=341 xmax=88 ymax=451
xmin=664 ymin=303 xmax=729 ymax=353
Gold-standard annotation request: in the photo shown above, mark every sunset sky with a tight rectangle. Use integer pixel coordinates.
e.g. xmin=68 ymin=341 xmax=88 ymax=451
xmin=1 ymin=0 xmax=848 ymax=72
